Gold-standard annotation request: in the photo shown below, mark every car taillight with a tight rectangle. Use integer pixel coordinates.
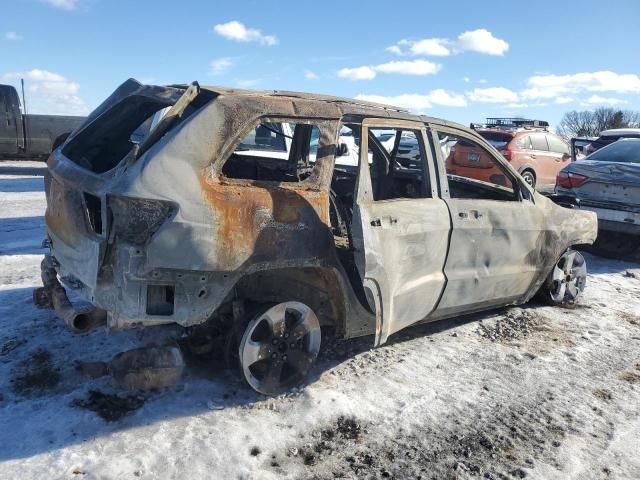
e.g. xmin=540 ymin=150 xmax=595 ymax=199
xmin=107 ymin=195 xmax=177 ymax=245
xmin=556 ymin=171 xmax=589 ymax=189
xmin=499 ymin=148 xmax=512 ymax=161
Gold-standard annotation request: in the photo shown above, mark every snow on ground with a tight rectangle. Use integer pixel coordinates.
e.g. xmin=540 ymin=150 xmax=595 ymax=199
xmin=0 ymin=160 xmax=639 ymax=480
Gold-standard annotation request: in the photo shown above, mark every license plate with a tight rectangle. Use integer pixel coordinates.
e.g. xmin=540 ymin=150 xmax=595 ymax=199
xmin=467 ymin=152 xmax=480 ymax=162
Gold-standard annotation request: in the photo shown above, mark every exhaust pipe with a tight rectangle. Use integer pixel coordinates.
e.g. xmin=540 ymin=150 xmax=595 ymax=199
xmin=33 ymin=255 xmax=106 ymax=334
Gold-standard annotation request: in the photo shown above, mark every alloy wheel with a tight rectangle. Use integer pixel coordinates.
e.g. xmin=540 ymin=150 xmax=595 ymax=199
xmin=547 ymin=250 xmax=587 ymax=305
xmin=239 ymin=301 xmax=321 ymax=395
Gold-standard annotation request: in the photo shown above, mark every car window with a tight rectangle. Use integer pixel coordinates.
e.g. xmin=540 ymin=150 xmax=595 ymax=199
xmin=237 ymin=122 xmax=287 ymax=152
xmin=222 ymin=120 xmax=321 ymax=183
xmin=438 ymin=131 xmax=517 ymax=201
xmin=587 ymin=139 xmax=640 ymax=164
xmin=530 ymin=134 xmax=549 ymax=151
xmin=478 ymin=131 xmax=513 ymax=149
xmin=366 ymin=128 xmax=430 ymax=201
xmin=547 ymin=135 xmax=569 ymax=155
xmin=516 ymin=135 xmax=532 ymax=150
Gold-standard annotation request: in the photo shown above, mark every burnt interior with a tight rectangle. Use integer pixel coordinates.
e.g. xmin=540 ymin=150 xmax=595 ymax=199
xmin=222 ymin=122 xmax=318 ymax=182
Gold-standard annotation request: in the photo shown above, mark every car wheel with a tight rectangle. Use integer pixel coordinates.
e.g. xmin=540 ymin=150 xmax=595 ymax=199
xmin=521 ymin=170 xmax=536 ymax=189
xmin=541 ymin=250 xmax=587 ymax=306
xmin=239 ymin=301 xmax=321 ymax=395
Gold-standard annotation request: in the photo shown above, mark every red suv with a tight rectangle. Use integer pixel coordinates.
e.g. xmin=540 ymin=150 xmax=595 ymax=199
xmin=446 ymin=118 xmax=571 ymax=192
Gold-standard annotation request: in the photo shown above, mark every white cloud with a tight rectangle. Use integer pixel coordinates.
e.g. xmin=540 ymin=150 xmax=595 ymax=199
xmin=5 ymin=32 xmax=22 ymax=41
xmin=213 ymin=21 xmax=277 ymax=46
xmin=355 ymin=94 xmax=433 ymax=111
xmin=506 ymin=103 xmax=529 ymax=108
xmin=338 ymin=66 xmax=377 ymax=81
xmin=425 ymin=89 xmax=467 ymax=107
xmin=209 ymin=57 xmax=235 ymax=76
xmin=43 ymin=0 xmax=82 ymax=10
xmin=387 ymin=29 xmax=508 ymax=57
xmin=373 ymin=60 xmax=441 ymax=76
xmin=304 ymin=70 xmax=319 ymax=80
xmin=554 ymin=96 xmax=574 ymax=104
xmin=522 ymin=71 xmax=640 ymax=99
xmin=338 ymin=60 xmax=441 ymax=81
xmin=1 ymin=69 xmax=88 ymax=115
xmin=463 ymin=77 xmax=471 ymax=83
xmin=385 ymin=45 xmax=403 ymax=55
xmin=456 ymin=29 xmax=509 ymax=56
xmin=354 ymin=88 xmax=467 ymax=111
xmin=466 ymin=87 xmax=519 ymax=103
xmin=583 ymin=95 xmax=628 ymax=106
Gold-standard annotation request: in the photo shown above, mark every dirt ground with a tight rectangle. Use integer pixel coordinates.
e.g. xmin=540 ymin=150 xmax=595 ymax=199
xmin=0 ymin=161 xmax=639 ymax=479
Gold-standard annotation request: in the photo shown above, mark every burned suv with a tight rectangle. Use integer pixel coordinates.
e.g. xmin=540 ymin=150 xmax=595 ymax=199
xmin=36 ymin=80 xmax=597 ymax=395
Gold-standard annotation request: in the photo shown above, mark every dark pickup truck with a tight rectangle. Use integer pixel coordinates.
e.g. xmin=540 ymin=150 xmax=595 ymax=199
xmin=1 ymin=83 xmax=85 ymax=160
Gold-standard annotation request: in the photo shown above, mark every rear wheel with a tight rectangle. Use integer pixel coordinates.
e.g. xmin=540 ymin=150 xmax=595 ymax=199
xmin=239 ymin=301 xmax=321 ymax=395
xmin=540 ymin=250 xmax=587 ymax=306
xmin=521 ymin=170 xmax=536 ymax=189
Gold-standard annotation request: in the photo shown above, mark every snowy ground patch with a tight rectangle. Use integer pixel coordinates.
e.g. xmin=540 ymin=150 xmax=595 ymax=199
xmin=0 ymin=161 xmax=639 ymax=479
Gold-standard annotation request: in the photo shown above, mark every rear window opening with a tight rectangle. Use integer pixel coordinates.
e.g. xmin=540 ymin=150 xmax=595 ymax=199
xmin=478 ymin=131 xmax=514 ymax=149
xmin=61 ymin=82 xmax=214 ymax=174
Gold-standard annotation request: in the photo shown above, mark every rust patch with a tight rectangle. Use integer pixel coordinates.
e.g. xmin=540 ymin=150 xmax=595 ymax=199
xmin=200 ymin=173 xmax=331 ymax=270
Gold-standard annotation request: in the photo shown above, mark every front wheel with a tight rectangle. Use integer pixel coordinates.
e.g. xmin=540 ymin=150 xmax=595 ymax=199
xmin=521 ymin=170 xmax=536 ymax=189
xmin=239 ymin=301 xmax=321 ymax=395
xmin=540 ymin=250 xmax=587 ymax=306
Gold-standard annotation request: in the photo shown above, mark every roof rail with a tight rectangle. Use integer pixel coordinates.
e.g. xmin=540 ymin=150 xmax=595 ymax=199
xmin=481 ymin=117 xmax=549 ymax=131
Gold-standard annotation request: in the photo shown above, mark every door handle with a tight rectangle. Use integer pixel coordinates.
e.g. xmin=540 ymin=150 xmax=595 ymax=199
xmin=459 ymin=210 xmax=483 ymax=219
xmin=530 ymin=154 xmax=537 ymax=159
xmin=370 ymin=218 xmax=381 ymax=227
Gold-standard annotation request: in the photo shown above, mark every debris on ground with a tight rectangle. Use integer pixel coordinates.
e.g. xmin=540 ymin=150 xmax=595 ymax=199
xmin=77 ymin=346 xmax=185 ymax=391
xmin=1 ymin=337 xmax=26 ymax=357
xmin=71 ymin=390 xmax=146 ymax=422
xmin=11 ymin=348 xmax=60 ymax=395
xmin=476 ymin=309 xmax=543 ymax=342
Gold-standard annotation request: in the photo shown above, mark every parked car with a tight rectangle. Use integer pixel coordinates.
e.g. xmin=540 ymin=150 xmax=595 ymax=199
xmin=0 ymin=83 xmax=85 ymax=160
xmin=452 ymin=118 xmax=571 ymax=192
xmin=35 ymin=80 xmax=597 ymax=395
xmin=571 ymin=128 xmax=640 ymax=160
xmin=557 ymin=138 xmax=640 ymax=236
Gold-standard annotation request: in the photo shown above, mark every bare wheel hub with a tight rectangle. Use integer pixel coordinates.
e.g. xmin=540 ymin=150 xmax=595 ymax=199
xmin=548 ymin=250 xmax=587 ymax=305
xmin=239 ymin=301 xmax=321 ymax=395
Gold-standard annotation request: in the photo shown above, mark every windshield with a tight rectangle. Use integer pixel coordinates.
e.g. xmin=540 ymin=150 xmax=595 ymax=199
xmin=586 ymin=139 xmax=640 ymax=164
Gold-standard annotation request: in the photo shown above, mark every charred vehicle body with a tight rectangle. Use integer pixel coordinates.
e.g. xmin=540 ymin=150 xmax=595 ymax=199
xmin=35 ymin=79 xmax=597 ymax=395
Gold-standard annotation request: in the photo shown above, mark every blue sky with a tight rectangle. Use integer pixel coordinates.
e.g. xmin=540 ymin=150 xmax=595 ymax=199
xmin=2 ymin=0 xmax=640 ymax=128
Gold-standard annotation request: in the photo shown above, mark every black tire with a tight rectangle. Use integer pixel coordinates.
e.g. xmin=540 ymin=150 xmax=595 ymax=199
xmin=521 ymin=170 xmax=536 ymax=189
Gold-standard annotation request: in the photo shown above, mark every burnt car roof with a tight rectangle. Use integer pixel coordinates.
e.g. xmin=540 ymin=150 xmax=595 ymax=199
xmin=169 ymin=82 xmax=467 ymax=131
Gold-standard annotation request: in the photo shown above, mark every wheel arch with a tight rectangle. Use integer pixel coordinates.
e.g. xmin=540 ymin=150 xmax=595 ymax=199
xmin=232 ymin=266 xmax=348 ymax=336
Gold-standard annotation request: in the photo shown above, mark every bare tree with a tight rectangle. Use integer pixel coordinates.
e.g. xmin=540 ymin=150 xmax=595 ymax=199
xmin=556 ymin=108 xmax=640 ymax=140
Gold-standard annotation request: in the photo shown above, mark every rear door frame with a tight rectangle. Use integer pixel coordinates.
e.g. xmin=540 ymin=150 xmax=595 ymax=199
xmin=350 ymin=117 xmax=451 ymax=345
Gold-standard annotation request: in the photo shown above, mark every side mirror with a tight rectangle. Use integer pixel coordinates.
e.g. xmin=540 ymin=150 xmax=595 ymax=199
xmin=337 ymin=142 xmax=349 ymax=157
